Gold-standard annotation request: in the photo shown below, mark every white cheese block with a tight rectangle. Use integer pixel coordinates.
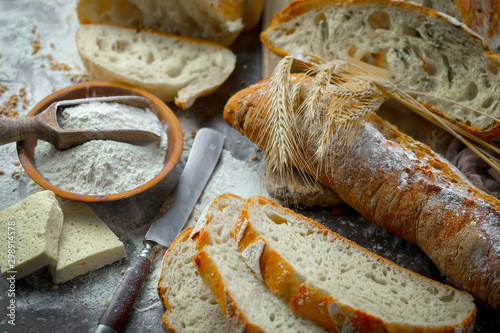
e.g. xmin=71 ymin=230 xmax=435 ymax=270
xmin=49 ymin=201 xmax=125 ymax=284
xmin=0 ymin=191 xmax=63 ymax=280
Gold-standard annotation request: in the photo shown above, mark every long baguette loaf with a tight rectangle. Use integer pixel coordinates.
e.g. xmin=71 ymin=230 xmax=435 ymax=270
xmin=235 ymin=196 xmax=476 ymax=332
xmin=157 ymin=227 xmax=234 ymax=332
xmin=223 ymin=73 xmax=500 ymax=310
xmin=75 ymin=24 xmax=236 ymax=109
xmin=192 ymin=194 xmax=325 ymax=332
xmin=261 ymin=0 xmax=500 ymax=140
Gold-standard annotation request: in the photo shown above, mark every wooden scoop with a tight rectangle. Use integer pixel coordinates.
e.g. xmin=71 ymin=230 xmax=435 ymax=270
xmin=0 ymin=95 xmax=160 ymax=150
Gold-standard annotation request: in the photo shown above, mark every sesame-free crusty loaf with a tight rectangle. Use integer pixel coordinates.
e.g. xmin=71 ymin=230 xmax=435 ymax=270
xmin=158 ymin=227 xmax=234 ymax=333
xmin=408 ymin=0 xmax=500 ymax=50
xmin=76 ymin=0 xmax=264 ymax=46
xmin=192 ymin=194 xmax=325 ymax=332
xmin=235 ymin=196 xmax=476 ymax=332
xmin=261 ymin=0 xmax=500 ymax=140
xmin=75 ymin=24 xmax=236 ymax=109
xmin=223 ymin=73 xmax=500 ymax=310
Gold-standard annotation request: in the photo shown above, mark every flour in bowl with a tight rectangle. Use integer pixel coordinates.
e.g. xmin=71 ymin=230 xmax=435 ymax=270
xmin=34 ymin=101 xmax=168 ymax=196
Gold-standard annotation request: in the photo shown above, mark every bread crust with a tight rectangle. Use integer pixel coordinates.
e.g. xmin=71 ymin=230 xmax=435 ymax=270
xmin=260 ymin=0 xmax=500 ymax=140
xmin=76 ymin=0 xmax=245 ymax=46
xmin=235 ymin=196 xmax=476 ymax=332
xmin=223 ymin=74 xmax=500 ymax=311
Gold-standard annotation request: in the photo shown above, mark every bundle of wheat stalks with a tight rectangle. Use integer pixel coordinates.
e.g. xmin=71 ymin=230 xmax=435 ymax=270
xmin=256 ymin=54 xmax=500 ymax=185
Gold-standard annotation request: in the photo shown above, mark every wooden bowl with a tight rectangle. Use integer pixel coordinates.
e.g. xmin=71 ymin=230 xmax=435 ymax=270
xmin=17 ymin=81 xmax=183 ymax=202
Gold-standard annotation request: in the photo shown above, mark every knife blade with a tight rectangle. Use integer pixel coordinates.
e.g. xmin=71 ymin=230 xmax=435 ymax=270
xmin=94 ymin=127 xmax=224 ymax=333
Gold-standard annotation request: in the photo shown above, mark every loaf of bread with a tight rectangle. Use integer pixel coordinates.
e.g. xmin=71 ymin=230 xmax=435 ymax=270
xmin=158 ymin=227 xmax=234 ymax=332
xmin=224 ymin=73 xmax=500 ymax=310
xmin=408 ymin=0 xmax=500 ymax=50
xmin=235 ymin=196 xmax=476 ymax=332
xmin=0 ymin=191 xmax=63 ymax=280
xmin=261 ymin=0 xmax=500 ymax=140
xmin=192 ymin=194 xmax=325 ymax=332
xmin=49 ymin=201 xmax=125 ymax=284
xmin=75 ymin=24 xmax=236 ymax=109
xmin=76 ymin=0 xmax=264 ymax=46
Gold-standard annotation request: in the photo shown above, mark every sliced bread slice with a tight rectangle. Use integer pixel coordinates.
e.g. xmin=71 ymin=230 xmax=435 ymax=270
xmin=235 ymin=196 xmax=477 ymax=332
xmin=49 ymin=201 xmax=125 ymax=284
xmin=261 ymin=0 xmax=500 ymax=139
xmin=0 ymin=191 xmax=63 ymax=280
xmin=75 ymin=24 xmax=236 ymax=109
xmin=76 ymin=0 xmax=245 ymax=46
xmin=192 ymin=194 xmax=325 ymax=332
xmin=158 ymin=227 xmax=234 ymax=333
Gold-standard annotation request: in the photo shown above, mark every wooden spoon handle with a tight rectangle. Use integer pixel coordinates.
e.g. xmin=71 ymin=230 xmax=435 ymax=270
xmin=0 ymin=117 xmax=40 ymax=146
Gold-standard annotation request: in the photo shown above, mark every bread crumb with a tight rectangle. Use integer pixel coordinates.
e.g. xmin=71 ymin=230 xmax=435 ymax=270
xmin=13 ymin=161 xmax=20 ymax=166
xmin=31 ymin=39 xmax=41 ymax=54
xmin=50 ymin=285 xmax=58 ymax=292
xmin=251 ymin=156 xmax=259 ymax=161
xmin=31 ymin=25 xmax=37 ymax=34
xmin=47 ymin=54 xmax=71 ymax=71
xmin=191 ymin=131 xmax=197 ymax=139
xmin=240 ymin=80 xmax=246 ymax=86
xmin=70 ymin=74 xmax=91 ymax=83
xmin=0 ymin=170 xmax=4 ymax=175
xmin=50 ymin=42 xmax=55 ymax=49
xmin=12 ymin=170 xmax=20 ymax=180
xmin=1 ymin=93 xmax=20 ymax=118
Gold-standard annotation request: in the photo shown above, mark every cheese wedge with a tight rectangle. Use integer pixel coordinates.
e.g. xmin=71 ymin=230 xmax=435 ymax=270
xmin=49 ymin=201 xmax=125 ymax=284
xmin=0 ymin=191 xmax=63 ymax=280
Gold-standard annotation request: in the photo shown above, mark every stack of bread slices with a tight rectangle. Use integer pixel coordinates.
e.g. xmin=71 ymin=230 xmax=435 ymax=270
xmin=158 ymin=194 xmax=476 ymax=333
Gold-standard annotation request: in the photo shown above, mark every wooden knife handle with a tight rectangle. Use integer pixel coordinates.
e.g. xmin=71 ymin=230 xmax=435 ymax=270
xmin=95 ymin=241 xmax=160 ymax=333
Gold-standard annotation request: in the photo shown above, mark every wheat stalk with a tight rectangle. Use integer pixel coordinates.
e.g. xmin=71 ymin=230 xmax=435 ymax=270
xmin=253 ymin=55 xmax=307 ymax=183
xmin=257 ymin=53 xmax=500 ymax=193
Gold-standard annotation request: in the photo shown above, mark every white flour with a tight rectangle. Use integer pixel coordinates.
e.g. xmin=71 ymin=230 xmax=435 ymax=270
xmin=34 ymin=102 xmax=168 ymax=195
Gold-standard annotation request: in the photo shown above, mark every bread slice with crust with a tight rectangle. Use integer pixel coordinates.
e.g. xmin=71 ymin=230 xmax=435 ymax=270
xmin=76 ymin=0 xmax=244 ymax=46
xmin=75 ymin=23 xmax=236 ymax=109
xmin=235 ymin=196 xmax=477 ymax=332
xmin=192 ymin=194 xmax=325 ymax=332
xmin=261 ymin=0 xmax=500 ymax=140
xmin=158 ymin=227 xmax=234 ymax=333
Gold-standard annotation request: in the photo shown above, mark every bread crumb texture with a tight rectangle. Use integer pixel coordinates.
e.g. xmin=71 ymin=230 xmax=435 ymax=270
xmin=75 ymin=24 xmax=236 ymax=108
xmin=0 ymin=191 xmax=63 ymax=279
xmin=49 ymin=200 xmax=125 ymax=284
xmin=158 ymin=227 xmax=233 ymax=333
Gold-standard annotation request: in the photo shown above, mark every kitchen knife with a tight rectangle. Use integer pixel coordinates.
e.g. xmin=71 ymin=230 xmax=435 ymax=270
xmin=94 ymin=127 xmax=224 ymax=333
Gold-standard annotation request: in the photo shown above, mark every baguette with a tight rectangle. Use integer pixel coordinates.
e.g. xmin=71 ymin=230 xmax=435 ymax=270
xmin=235 ymin=196 xmax=476 ymax=332
xmin=261 ymin=0 xmax=500 ymax=140
xmin=192 ymin=194 xmax=325 ymax=332
xmin=75 ymin=24 xmax=236 ymax=109
xmin=223 ymin=73 xmax=500 ymax=310
xmin=158 ymin=227 xmax=234 ymax=332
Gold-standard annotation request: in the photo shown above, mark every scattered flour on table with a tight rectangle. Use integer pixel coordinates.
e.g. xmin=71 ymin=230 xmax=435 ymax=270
xmin=186 ymin=149 xmax=270 ymax=228
xmin=34 ymin=101 xmax=168 ymax=196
